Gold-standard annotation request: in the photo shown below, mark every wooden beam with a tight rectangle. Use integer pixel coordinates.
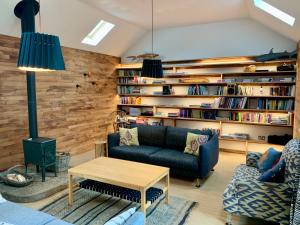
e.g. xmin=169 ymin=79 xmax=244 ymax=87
xmin=294 ymin=41 xmax=300 ymax=138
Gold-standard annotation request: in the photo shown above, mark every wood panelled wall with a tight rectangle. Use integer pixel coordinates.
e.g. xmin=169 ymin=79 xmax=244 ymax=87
xmin=294 ymin=41 xmax=300 ymax=138
xmin=0 ymin=34 xmax=119 ymax=169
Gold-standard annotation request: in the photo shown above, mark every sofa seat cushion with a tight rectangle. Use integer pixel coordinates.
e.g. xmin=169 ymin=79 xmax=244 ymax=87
xmin=110 ymin=145 xmax=162 ymax=163
xmin=0 ymin=202 xmax=56 ymax=225
xmin=232 ymin=164 xmax=261 ymax=181
xmin=165 ymin=126 xmax=212 ymax=151
xmin=150 ymin=149 xmax=199 ymax=171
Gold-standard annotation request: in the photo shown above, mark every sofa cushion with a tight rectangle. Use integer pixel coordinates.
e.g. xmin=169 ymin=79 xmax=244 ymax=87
xmin=165 ymin=126 xmax=212 ymax=151
xmin=150 ymin=149 xmax=199 ymax=171
xmin=0 ymin=202 xmax=55 ymax=225
xmin=184 ymin=132 xmax=209 ymax=156
xmin=258 ymin=159 xmax=285 ymax=183
xmin=119 ymin=127 xmax=139 ymax=146
xmin=131 ymin=124 xmax=166 ymax=147
xmin=110 ymin=145 xmax=162 ymax=163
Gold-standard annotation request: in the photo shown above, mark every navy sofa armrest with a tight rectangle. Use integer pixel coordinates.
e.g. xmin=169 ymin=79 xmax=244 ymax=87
xmin=198 ymin=133 xmax=219 ymax=179
xmin=108 ymin=133 xmax=120 ymax=153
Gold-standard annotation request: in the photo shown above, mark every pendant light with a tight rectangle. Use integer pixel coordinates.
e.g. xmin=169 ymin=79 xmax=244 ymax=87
xmin=16 ymin=0 xmax=65 ymax=72
xmin=141 ymin=0 xmax=163 ymax=78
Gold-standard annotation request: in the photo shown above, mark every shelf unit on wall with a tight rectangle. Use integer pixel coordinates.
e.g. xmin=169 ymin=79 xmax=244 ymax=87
xmin=116 ymin=56 xmax=297 ymax=152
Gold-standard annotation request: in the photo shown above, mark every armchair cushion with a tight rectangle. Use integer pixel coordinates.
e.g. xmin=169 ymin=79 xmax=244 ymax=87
xmin=257 ymin=148 xmax=281 ymax=172
xmin=258 ymin=159 xmax=285 ymax=183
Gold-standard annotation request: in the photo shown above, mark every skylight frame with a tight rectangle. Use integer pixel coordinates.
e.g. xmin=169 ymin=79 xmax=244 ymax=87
xmin=254 ymin=0 xmax=295 ymax=26
xmin=82 ymin=20 xmax=115 ymax=46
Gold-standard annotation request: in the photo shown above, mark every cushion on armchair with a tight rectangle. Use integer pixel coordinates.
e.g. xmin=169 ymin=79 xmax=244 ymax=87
xmin=258 ymin=159 xmax=285 ymax=183
xmin=257 ymin=148 xmax=281 ymax=172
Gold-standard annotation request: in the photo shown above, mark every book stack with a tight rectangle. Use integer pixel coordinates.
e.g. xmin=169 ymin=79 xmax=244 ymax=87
xmin=270 ymin=86 xmax=295 ymax=96
xmin=168 ymin=112 xmax=179 ymax=118
xmin=180 ymin=109 xmax=191 ymax=118
xmin=117 ymin=87 xmax=142 ymax=94
xmin=271 ymin=114 xmax=292 ymax=125
xmin=118 ymin=70 xmax=141 ymax=77
xmin=216 ymin=97 xmax=248 ymax=109
xmin=237 ymin=86 xmax=253 ymax=96
xmin=229 ymin=112 xmax=272 ymax=124
xmin=266 ymin=99 xmax=294 ymax=110
xmin=120 ymin=97 xmax=141 ymax=104
xmin=187 ymin=85 xmax=225 ymax=95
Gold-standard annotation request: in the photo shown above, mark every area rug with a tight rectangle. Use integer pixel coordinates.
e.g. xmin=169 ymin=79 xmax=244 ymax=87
xmin=40 ymin=188 xmax=197 ymax=225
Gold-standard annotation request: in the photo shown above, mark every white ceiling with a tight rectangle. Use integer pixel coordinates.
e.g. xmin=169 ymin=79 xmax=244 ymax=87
xmin=0 ymin=0 xmax=299 ymax=57
xmin=83 ymin=0 xmax=249 ymax=29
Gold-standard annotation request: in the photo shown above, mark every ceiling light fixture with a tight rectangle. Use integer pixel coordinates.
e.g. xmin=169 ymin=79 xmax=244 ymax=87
xmin=82 ymin=20 xmax=115 ymax=46
xmin=254 ymin=0 xmax=295 ymax=26
xmin=141 ymin=0 xmax=163 ymax=78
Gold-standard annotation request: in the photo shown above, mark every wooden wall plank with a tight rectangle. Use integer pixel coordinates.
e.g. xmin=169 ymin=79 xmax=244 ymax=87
xmin=0 ymin=34 xmax=119 ymax=169
xmin=294 ymin=41 xmax=300 ymax=138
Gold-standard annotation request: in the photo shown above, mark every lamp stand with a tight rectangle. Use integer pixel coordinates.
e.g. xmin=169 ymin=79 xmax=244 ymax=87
xmin=14 ymin=0 xmax=40 ymax=138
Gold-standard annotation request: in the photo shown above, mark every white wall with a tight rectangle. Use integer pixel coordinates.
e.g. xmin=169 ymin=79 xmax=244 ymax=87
xmin=122 ymin=19 xmax=297 ymax=62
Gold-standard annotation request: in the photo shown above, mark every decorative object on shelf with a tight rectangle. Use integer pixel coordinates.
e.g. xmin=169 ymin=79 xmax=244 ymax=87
xmin=0 ymin=165 xmax=33 ymax=187
xmin=227 ymin=84 xmax=237 ymax=95
xmin=268 ymin=134 xmax=293 ymax=145
xmin=277 ymin=63 xmax=295 ymax=71
xmin=163 ymin=85 xmax=171 ymax=95
xmin=179 ymin=78 xmax=209 ymax=83
xmin=244 ymin=65 xmax=256 ymax=72
xmin=141 ymin=0 xmax=163 ymax=78
xmin=254 ymin=48 xmax=297 ymax=62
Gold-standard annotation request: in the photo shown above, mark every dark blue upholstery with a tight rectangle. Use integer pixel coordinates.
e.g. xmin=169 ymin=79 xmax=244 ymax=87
xmin=110 ymin=145 xmax=161 ymax=163
xmin=198 ymin=133 xmax=219 ymax=179
xmin=107 ymin=126 xmax=219 ymax=180
xmin=131 ymin=124 xmax=166 ymax=147
xmin=150 ymin=149 xmax=198 ymax=171
xmin=164 ymin=126 xmax=212 ymax=151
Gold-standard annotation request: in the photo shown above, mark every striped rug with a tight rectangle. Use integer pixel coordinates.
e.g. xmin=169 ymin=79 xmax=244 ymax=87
xmin=40 ymin=188 xmax=197 ymax=225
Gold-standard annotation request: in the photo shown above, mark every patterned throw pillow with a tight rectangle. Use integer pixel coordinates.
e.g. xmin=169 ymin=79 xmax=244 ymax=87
xmin=119 ymin=128 xmax=139 ymax=146
xmin=258 ymin=159 xmax=285 ymax=183
xmin=184 ymin=132 xmax=209 ymax=156
xmin=104 ymin=207 xmax=136 ymax=225
xmin=257 ymin=148 xmax=282 ymax=172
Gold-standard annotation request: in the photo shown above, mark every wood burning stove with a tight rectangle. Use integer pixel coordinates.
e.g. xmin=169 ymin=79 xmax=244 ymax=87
xmin=23 ymin=138 xmax=57 ymax=182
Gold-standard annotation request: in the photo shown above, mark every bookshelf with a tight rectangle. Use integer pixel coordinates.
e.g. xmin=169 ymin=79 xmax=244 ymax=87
xmin=116 ymin=56 xmax=297 ymax=153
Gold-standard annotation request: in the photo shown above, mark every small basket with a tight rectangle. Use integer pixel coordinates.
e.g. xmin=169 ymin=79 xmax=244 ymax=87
xmin=48 ymin=152 xmax=70 ymax=172
xmin=0 ymin=165 xmax=33 ymax=187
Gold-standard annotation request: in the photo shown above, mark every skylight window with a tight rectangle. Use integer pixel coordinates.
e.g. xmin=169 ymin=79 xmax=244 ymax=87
xmin=82 ymin=20 xmax=115 ymax=46
xmin=254 ymin=0 xmax=295 ymax=26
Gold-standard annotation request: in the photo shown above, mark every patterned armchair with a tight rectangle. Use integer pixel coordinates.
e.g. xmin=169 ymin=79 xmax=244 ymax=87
xmin=223 ymin=139 xmax=300 ymax=225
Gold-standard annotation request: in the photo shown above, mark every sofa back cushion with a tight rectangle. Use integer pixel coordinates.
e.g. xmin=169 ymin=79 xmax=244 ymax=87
xmin=131 ymin=124 xmax=166 ymax=147
xmin=165 ymin=126 xmax=212 ymax=151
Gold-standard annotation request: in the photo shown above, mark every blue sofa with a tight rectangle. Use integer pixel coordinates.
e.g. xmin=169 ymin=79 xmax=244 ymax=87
xmin=0 ymin=199 xmax=144 ymax=225
xmin=108 ymin=125 xmax=219 ymax=181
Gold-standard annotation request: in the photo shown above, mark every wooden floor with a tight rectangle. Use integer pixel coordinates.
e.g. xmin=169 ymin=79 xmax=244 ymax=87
xmin=25 ymin=151 xmax=277 ymax=225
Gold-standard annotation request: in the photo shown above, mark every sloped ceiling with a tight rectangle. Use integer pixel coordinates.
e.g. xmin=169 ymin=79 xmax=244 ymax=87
xmin=0 ymin=0 xmax=146 ymax=57
xmin=0 ymin=0 xmax=298 ymax=57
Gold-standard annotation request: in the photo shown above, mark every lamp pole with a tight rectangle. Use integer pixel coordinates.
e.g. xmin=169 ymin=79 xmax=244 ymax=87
xmin=14 ymin=0 xmax=39 ymax=138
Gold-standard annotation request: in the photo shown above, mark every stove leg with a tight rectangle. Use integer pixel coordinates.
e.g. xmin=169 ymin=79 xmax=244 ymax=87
xmin=36 ymin=165 xmax=39 ymax=173
xmin=54 ymin=166 xmax=57 ymax=177
xmin=25 ymin=164 xmax=28 ymax=174
xmin=42 ymin=167 xmax=45 ymax=182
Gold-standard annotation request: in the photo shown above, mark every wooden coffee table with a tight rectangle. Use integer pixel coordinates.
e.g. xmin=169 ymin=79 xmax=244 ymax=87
xmin=68 ymin=157 xmax=169 ymax=223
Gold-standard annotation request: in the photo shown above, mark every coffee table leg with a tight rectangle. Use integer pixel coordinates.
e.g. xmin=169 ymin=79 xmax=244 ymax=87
xmin=141 ymin=188 xmax=146 ymax=224
xmin=165 ymin=173 xmax=170 ymax=204
xmin=68 ymin=174 xmax=73 ymax=206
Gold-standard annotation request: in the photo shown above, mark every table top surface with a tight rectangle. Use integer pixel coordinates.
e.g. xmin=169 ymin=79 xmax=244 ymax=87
xmin=68 ymin=157 xmax=169 ymax=189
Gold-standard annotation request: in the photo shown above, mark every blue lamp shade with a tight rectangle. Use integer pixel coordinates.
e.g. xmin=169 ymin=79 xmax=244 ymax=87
xmin=17 ymin=32 xmax=65 ymax=72
xmin=141 ymin=59 xmax=163 ymax=78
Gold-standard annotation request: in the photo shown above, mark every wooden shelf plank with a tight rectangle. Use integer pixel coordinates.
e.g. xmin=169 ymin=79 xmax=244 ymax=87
xmin=119 ymin=94 xmax=295 ymax=99
xmin=118 ymin=104 xmax=292 ymax=113
xmin=117 ymin=82 xmax=296 ymax=86
xmin=218 ymin=137 xmax=285 ymax=146
xmin=127 ymin=115 xmax=293 ymax=127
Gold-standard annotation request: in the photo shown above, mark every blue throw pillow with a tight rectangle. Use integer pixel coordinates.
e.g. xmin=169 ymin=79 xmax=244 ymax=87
xmin=257 ymin=148 xmax=282 ymax=172
xmin=258 ymin=159 xmax=285 ymax=183
xmin=104 ymin=207 xmax=136 ymax=225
